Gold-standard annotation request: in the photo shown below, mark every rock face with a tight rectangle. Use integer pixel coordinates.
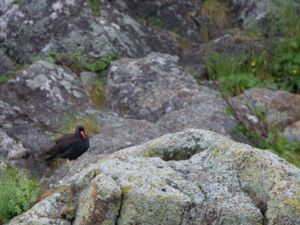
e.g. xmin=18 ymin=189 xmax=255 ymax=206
xmin=106 ymin=53 xmax=237 ymax=135
xmin=1 ymin=1 xmax=300 ymax=224
xmin=0 ymin=60 xmax=165 ymax=175
xmin=8 ymin=129 xmax=300 ymax=225
xmin=0 ymin=0 xmax=178 ymax=74
xmin=284 ymin=121 xmax=300 ymax=142
xmin=231 ymin=0 xmax=277 ymax=31
xmin=230 ymin=88 xmax=300 ymax=131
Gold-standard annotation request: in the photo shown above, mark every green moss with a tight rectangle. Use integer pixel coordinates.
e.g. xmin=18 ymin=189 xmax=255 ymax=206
xmin=147 ymin=17 xmax=165 ymax=30
xmin=0 ymin=75 xmax=10 ymax=84
xmin=121 ymin=186 xmax=132 ymax=195
xmin=48 ymin=52 xmax=118 ymax=108
xmin=48 ymin=51 xmax=82 ymax=73
xmin=88 ymin=0 xmax=102 ymax=17
xmin=13 ymin=0 xmax=22 ymax=4
xmin=0 ymin=64 xmax=29 ymax=85
xmin=90 ymin=79 xmax=106 ymax=108
xmin=144 ymin=149 xmax=162 ymax=158
xmin=0 ymin=162 xmax=40 ymax=223
xmin=285 ymin=191 xmax=300 ymax=213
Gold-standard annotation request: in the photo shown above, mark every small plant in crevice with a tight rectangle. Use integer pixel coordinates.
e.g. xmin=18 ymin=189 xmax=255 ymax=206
xmin=146 ymin=16 xmax=165 ymax=30
xmin=48 ymin=51 xmax=82 ymax=73
xmin=0 ymin=162 xmax=40 ymax=224
xmin=90 ymin=79 xmax=106 ymax=108
xmin=48 ymin=51 xmax=118 ymax=108
xmin=13 ymin=0 xmax=22 ymax=5
xmin=88 ymin=0 xmax=102 ymax=17
xmin=198 ymin=0 xmax=230 ymax=29
xmin=0 ymin=64 xmax=29 ymax=85
xmin=0 ymin=75 xmax=10 ymax=84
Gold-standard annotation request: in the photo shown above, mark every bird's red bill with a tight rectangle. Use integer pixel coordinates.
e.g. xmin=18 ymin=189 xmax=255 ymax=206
xmin=80 ymin=131 xmax=86 ymax=139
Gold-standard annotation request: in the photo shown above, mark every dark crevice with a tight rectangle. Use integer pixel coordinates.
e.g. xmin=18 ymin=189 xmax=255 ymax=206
xmin=260 ymin=202 xmax=268 ymax=225
xmin=115 ymin=187 xmax=125 ymax=225
xmin=198 ymin=184 xmax=207 ymax=201
xmin=179 ymin=203 xmax=194 ymax=225
xmin=236 ymin=173 xmax=269 ymax=225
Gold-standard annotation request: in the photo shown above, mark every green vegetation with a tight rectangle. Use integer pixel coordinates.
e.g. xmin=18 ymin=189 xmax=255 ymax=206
xmin=205 ymin=1 xmax=300 ymax=94
xmin=48 ymin=51 xmax=117 ymax=75
xmin=49 ymin=51 xmax=117 ymax=108
xmin=199 ymin=0 xmax=230 ymax=29
xmin=0 ymin=64 xmax=29 ymax=85
xmin=232 ymin=108 xmax=300 ymax=167
xmin=205 ymin=53 xmax=265 ymax=97
xmin=88 ymin=0 xmax=101 ymax=17
xmin=261 ymin=132 xmax=300 ymax=168
xmin=13 ymin=0 xmax=22 ymax=4
xmin=204 ymin=0 xmax=300 ymax=166
xmin=147 ymin=17 xmax=165 ymax=30
xmin=0 ymin=75 xmax=10 ymax=84
xmin=59 ymin=114 xmax=101 ymax=136
xmin=90 ymin=79 xmax=106 ymax=108
xmin=0 ymin=162 xmax=40 ymax=223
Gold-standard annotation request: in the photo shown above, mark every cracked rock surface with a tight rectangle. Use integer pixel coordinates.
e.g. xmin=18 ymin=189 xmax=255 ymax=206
xmin=8 ymin=129 xmax=300 ymax=225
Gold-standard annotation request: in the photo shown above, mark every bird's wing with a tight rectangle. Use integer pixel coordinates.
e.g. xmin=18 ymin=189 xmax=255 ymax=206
xmin=55 ymin=133 xmax=74 ymax=144
xmin=46 ymin=137 xmax=78 ymax=158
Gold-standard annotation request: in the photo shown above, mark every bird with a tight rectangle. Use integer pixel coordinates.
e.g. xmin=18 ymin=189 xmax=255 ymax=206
xmin=45 ymin=125 xmax=90 ymax=162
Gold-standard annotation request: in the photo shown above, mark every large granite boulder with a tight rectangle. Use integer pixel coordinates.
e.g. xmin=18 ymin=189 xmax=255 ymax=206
xmin=8 ymin=129 xmax=300 ymax=225
xmin=105 ymin=52 xmax=237 ymax=136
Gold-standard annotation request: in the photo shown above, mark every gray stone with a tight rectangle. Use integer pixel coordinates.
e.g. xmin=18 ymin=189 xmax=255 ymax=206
xmin=284 ymin=121 xmax=300 ymax=142
xmin=0 ymin=128 xmax=29 ymax=159
xmin=9 ymin=129 xmax=300 ymax=225
xmin=0 ymin=0 xmax=178 ymax=75
xmin=230 ymin=88 xmax=300 ymax=131
xmin=106 ymin=52 xmax=237 ymax=136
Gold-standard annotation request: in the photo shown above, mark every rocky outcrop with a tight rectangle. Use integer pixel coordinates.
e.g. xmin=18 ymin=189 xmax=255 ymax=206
xmin=106 ymin=53 xmax=237 ymax=135
xmin=0 ymin=60 xmax=162 ymax=176
xmin=284 ymin=121 xmax=300 ymax=142
xmin=230 ymin=88 xmax=300 ymax=131
xmin=0 ymin=128 xmax=29 ymax=159
xmin=231 ymin=0 xmax=277 ymax=31
xmin=0 ymin=0 xmax=14 ymax=16
xmin=8 ymin=129 xmax=300 ymax=225
xmin=0 ymin=0 xmax=178 ymax=74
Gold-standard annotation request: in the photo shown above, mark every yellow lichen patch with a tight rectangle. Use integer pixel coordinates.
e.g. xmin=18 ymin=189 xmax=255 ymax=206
xmin=38 ymin=185 xmax=72 ymax=201
xmin=285 ymin=191 xmax=300 ymax=213
xmin=61 ymin=203 xmax=76 ymax=221
xmin=144 ymin=148 xmax=162 ymax=158
xmin=121 ymin=185 xmax=132 ymax=195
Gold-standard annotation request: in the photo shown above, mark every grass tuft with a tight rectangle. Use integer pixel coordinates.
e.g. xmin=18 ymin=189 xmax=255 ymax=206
xmin=199 ymin=0 xmax=230 ymax=29
xmin=59 ymin=115 xmax=101 ymax=136
xmin=88 ymin=0 xmax=101 ymax=17
xmin=0 ymin=162 xmax=40 ymax=223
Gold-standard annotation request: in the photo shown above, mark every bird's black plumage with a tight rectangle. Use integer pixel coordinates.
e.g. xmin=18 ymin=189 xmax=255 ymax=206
xmin=46 ymin=125 xmax=90 ymax=161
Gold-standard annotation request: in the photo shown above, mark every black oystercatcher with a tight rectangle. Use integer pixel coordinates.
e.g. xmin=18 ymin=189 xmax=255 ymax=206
xmin=46 ymin=125 xmax=89 ymax=161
